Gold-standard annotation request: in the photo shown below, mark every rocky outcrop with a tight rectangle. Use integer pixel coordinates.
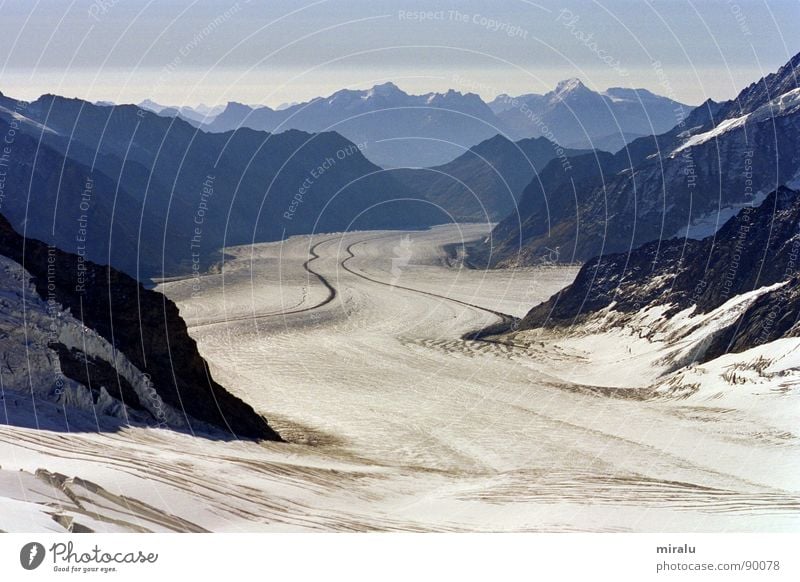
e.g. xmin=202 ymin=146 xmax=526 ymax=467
xmin=520 ymin=187 xmax=800 ymax=361
xmin=0 ymin=212 xmax=281 ymax=440
xmin=704 ymin=277 xmax=800 ymax=360
xmin=485 ymin=53 xmax=800 ymax=268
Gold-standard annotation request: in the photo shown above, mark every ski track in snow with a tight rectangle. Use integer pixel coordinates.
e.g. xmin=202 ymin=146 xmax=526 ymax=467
xmin=1 ymin=224 xmax=799 ymax=532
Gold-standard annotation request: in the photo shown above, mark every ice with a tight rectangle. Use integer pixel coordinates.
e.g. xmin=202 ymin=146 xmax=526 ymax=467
xmin=671 ymin=87 xmax=800 ymax=155
xmin=2 ymin=225 xmax=798 ymax=532
xmin=669 ymin=190 xmax=768 ymax=239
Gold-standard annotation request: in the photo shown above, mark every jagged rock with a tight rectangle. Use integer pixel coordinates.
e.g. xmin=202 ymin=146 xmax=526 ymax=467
xmin=520 ymin=187 xmax=800 ymax=361
xmin=485 ymin=52 xmax=800 ymax=268
xmin=0 ymin=213 xmax=281 ymax=440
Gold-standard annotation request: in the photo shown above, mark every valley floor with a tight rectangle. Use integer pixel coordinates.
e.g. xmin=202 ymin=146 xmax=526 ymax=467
xmin=1 ymin=225 xmax=798 ymax=532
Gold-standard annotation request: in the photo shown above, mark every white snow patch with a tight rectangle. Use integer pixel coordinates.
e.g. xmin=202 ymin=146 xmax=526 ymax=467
xmin=2 ymin=225 xmax=798 ymax=533
xmin=672 ymin=115 xmax=750 ymax=154
xmin=672 ymin=87 xmax=800 ymax=155
xmin=670 ymin=190 xmax=768 ymax=239
xmin=0 ymin=105 xmax=59 ymax=135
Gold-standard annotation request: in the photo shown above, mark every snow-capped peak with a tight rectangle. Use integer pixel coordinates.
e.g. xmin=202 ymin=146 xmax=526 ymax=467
xmin=554 ymin=78 xmax=587 ymax=96
xmin=362 ymin=82 xmax=405 ymax=100
xmin=671 ymin=86 xmax=800 ymax=155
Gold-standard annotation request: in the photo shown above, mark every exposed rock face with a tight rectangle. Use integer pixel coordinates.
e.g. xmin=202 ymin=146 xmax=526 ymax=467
xmin=520 ymin=187 xmax=800 ymax=362
xmin=197 ymin=80 xmax=688 ymax=167
xmin=485 ymin=53 xmax=800 ymax=268
xmin=0 ymin=95 xmax=440 ymax=281
xmin=704 ymin=277 xmax=800 ymax=360
xmin=205 ymin=83 xmax=508 ymax=168
xmin=490 ymin=79 xmax=690 ymax=152
xmin=0 ymin=212 xmax=281 ymax=440
xmin=390 ymin=135 xmax=588 ymax=221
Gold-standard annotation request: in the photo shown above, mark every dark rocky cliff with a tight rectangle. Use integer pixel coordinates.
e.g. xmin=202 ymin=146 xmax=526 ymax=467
xmin=485 ymin=53 xmax=800 ymax=268
xmin=520 ymin=187 xmax=800 ymax=361
xmin=0 ymin=212 xmax=281 ymax=441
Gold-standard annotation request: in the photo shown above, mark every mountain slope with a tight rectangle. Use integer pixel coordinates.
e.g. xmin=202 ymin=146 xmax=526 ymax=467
xmin=390 ymin=135 xmax=589 ymax=221
xmin=485 ymin=53 xmax=800 ymax=268
xmin=138 ymin=99 xmax=224 ymax=126
xmin=0 ymin=112 xmax=176 ymax=280
xmin=0 ymin=94 xmax=441 ymax=280
xmin=520 ymin=186 xmax=800 ymax=363
xmin=206 ymin=83 xmax=508 ymax=168
xmin=490 ymin=79 xmax=690 ymax=151
xmin=0 ymin=212 xmax=280 ymax=440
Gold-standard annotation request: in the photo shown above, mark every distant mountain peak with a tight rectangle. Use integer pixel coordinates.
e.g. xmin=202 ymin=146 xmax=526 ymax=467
xmin=224 ymin=100 xmax=257 ymax=112
xmin=424 ymin=89 xmax=487 ymax=109
xmin=138 ymin=99 xmax=164 ymax=112
xmin=603 ymin=87 xmax=658 ymax=100
xmin=480 ymin=133 xmax=514 ymax=146
xmin=554 ymin=78 xmax=588 ymax=95
xmin=372 ymin=81 xmax=402 ymax=93
xmin=358 ymin=82 xmax=406 ymax=101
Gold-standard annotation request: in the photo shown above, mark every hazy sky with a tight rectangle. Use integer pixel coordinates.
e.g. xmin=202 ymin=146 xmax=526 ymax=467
xmin=1 ymin=0 xmax=798 ymax=107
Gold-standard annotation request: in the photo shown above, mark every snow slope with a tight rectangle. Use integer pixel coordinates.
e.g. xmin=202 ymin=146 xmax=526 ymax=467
xmin=2 ymin=225 xmax=798 ymax=532
xmin=672 ymin=87 xmax=800 ymax=155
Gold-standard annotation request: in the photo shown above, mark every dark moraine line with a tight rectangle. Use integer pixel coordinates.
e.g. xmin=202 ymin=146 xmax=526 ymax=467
xmin=340 ymin=236 xmax=519 ymax=339
xmin=190 ymin=237 xmax=338 ymax=328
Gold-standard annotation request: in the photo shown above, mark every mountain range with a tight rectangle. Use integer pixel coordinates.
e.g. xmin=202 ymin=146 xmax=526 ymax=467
xmin=203 ymin=82 xmax=503 ymax=168
xmin=2 ymin=55 xmax=796 ymax=285
xmin=138 ymin=99 xmax=226 ymax=126
xmin=483 ymin=52 xmax=800 ymax=268
xmin=0 ymin=83 xmax=611 ymax=282
xmin=182 ymin=80 xmax=688 ymax=168
xmin=0 ymin=93 xmax=440 ymax=280
xmin=489 ymin=79 xmax=689 ymax=152
xmin=519 ymin=185 xmax=800 ymax=364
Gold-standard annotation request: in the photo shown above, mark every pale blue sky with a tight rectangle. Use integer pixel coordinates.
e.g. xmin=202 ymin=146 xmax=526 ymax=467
xmin=1 ymin=0 xmax=797 ymax=107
